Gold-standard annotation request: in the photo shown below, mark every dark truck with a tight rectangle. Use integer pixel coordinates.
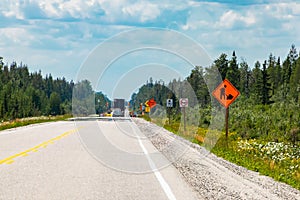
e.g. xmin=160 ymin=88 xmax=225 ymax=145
xmin=112 ymin=99 xmax=125 ymax=117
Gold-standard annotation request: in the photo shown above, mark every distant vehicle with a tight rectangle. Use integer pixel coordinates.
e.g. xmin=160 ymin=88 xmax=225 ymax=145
xmin=112 ymin=108 xmax=123 ymax=117
xmin=105 ymin=110 xmax=112 ymax=117
xmin=113 ymin=99 xmax=125 ymax=117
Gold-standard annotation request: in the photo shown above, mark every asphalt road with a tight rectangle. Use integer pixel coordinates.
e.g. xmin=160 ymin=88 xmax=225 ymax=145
xmin=0 ymin=120 xmax=199 ymax=200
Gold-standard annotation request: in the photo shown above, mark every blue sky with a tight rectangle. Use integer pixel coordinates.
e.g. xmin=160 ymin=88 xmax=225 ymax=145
xmin=1 ymin=0 xmax=300 ymax=99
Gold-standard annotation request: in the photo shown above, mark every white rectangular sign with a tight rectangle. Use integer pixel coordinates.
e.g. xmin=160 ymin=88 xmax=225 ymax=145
xmin=166 ymin=99 xmax=173 ymax=107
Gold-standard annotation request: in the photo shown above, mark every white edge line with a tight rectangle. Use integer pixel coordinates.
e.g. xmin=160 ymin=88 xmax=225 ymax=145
xmin=136 ymin=132 xmax=177 ymax=200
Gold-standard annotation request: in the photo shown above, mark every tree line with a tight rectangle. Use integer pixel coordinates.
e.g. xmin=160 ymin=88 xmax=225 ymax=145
xmin=130 ymin=45 xmax=300 ymax=142
xmin=131 ymin=45 xmax=300 ymax=108
xmin=0 ymin=57 xmax=111 ymax=120
xmin=0 ymin=57 xmax=74 ymax=120
xmin=187 ymin=45 xmax=300 ymax=106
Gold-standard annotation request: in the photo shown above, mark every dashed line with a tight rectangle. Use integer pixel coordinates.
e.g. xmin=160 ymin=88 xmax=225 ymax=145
xmin=0 ymin=129 xmax=78 ymax=165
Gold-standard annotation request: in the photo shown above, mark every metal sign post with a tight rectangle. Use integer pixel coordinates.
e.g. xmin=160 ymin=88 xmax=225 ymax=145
xmin=166 ymin=99 xmax=173 ymax=125
xmin=225 ymin=107 xmax=229 ymax=138
xmin=179 ymin=98 xmax=188 ymax=132
xmin=183 ymin=107 xmax=186 ymax=131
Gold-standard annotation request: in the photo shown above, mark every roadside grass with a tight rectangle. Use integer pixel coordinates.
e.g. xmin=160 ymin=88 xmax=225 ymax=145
xmin=212 ymin=136 xmax=300 ymax=190
xmin=0 ymin=115 xmax=72 ymax=131
xmin=144 ymin=115 xmax=300 ymax=190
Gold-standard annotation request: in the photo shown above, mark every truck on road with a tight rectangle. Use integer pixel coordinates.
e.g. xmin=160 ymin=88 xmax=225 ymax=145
xmin=112 ymin=99 xmax=125 ymax=117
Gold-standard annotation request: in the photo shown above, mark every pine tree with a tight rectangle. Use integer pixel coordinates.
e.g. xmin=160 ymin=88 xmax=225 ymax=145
xmin=288 ymin=44 xmax=298 ymax=69
xmin=290 ymin=56 xmax=300 ymax=103
xmin=262 ymin=60 xmax=272 ymax=104
xmin=267 ymin=53 xmax=276 ymax=96
xmin=227 ymin=51 xmax=240 ymax=89
xmin=239 ymin=59 xmax=251 ymax=97
xmin=214 ymin=53 xmax=228 ymax=80
xmin=49 ymin=92 xmax=61 ymax=115
xmin=274 ymin=57 xmax=282 ymax=88
xmin=250 ymin=61 xmax=263 ymax=104
xmin=187 ymin=66 xmax=209 ymax=107
xmin=282 ymin=57 xmax=292 ymax=98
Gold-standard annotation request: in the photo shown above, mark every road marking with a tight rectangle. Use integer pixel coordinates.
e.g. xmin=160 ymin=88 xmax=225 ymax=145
xmin=0 ymin=129 xmax=78 ymax=165
xmin=133 ymin=126 xmax=177 ymax=200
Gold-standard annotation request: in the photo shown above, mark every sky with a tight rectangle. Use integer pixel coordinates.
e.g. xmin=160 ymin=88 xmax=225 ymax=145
xmin=1 ymin=0 xmax=300 ymax=99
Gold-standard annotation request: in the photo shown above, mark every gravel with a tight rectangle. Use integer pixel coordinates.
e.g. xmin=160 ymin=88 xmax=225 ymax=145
xmin=133 ymin=118 xmax=300 ymax=200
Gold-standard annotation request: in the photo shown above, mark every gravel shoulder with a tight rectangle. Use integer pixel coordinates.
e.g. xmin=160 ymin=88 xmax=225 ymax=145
xmin=133 ymin=118 xmax=300 ymax=200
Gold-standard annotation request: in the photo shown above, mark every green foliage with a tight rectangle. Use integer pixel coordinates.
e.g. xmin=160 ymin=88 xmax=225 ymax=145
xmin=0 ymin=58 xmax=76 ymax=120
xmin=0 ymin=57 xmax=114 ymax=120
xmin=49 ymin=92 xmax=61 ymax=115
xmin=211 ymin=137 xmax=300 ymax=190
xmin=227 ymin=51 xmax=240 ymax=89
xmin=95 ymin=92 xmax=111 ymax=114
xmin=261 ymin=60 xmax=272 ymax=104
xmin=72 ymin=80 xmax=95 ymax=116
xmin=214 ymin=53 xmax=228 ymax=80
xmin=229 ymin=101 xmax=300 ymax=142
xmin=141 ymin=114 xmax=151 ymax=122
xmin=239 ymin=59 xmax=251 ymax=97
xmin=187 ymin=66 xmax=210 ymax=107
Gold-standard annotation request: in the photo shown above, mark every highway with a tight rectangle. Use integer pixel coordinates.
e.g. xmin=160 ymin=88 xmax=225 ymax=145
xmin=0 ymin=120 xmax=199 ymax=200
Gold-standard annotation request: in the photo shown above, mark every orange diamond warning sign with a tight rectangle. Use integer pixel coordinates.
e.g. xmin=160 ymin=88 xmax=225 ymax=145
xmin=145 ymin=98 xmax=157 ymax=108
xmin=212 ymin=79 xmax=240 ymax=108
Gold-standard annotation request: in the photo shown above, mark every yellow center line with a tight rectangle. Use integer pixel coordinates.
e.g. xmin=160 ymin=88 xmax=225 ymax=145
xmin=0 ymin=128 xmax=80 ymax=165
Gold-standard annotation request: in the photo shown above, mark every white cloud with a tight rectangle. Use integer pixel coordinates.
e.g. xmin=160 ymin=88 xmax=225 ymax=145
xmin=1 ymin=0 xmax=24 ymax=19
xmin=96 ymin=0 xmax=163 ymax=23
xmin=218 ymin=10 xmax=256 ymax=28
xmin=0 ymin=27 xmax=35 ymax=46
xmin=122 ymin=2 xmax=160 ymax=22
xmin=264 ymin=2 xmax=300 ymax=19
xmin=0 ymin=0 xmax=103 ymax=20
xmin=219 ymin=10 xmax=238 ymax=28
xmin=57 ymin=0 xmax=103 ymax=19
xmin=38 ymin=1 xmax=61 ymax=18
xmin=178 ymin=2 xmax=225 ymax=31
xmin=181 ymin=20 xmax=211 ymax=31
xmin=0 ymin=0 xmax=185 ymax=25
xmin=178 ymin=1 xmax=300 ymax=66
xmin=38 ymin=0 xmax=98 ymax=19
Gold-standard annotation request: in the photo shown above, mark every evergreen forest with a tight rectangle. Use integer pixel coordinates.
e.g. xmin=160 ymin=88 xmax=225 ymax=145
xmin=130 ymin=45 xmax=300 ymax=142
xmin=0 ymin=56 xmax=108 ymax=120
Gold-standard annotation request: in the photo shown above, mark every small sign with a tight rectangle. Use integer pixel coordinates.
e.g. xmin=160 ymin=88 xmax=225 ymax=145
xmin=179 ymin=98 xmax=188 ymax=107
xmin=212 ymin=79 xmax=240 ymax=108
xmin=166 ymin=99 xmax=173 ymax=107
